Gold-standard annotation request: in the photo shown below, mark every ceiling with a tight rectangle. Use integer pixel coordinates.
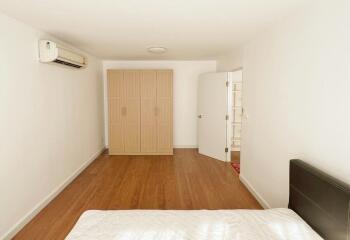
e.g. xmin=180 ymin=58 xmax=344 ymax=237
xmin=0 ymin=0 xmax=311 ymax=60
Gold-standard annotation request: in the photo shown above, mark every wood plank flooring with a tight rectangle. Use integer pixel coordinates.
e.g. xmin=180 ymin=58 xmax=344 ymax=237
xmin=13 ymin=149 xmax=261 ymax=240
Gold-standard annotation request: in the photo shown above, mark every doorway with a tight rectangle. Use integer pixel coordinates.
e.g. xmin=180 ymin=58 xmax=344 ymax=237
xmin=230 ymin=70 xmax=243 ymax=174
xmin=197 ymin=70 xmax=243 ymax=164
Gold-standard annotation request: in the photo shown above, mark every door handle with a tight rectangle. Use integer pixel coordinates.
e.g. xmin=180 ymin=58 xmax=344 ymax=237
xmin=154 ymin=107 xmax=158 ymax=116
xmin=198 ymin=114 xmax=202 ymax=119
xmin=121 ymin=107 xmax=127 ymax=116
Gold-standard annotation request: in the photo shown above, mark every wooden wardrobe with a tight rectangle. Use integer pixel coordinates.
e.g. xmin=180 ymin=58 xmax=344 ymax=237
xmin=107 ymin=69 xmax=173 ymax=155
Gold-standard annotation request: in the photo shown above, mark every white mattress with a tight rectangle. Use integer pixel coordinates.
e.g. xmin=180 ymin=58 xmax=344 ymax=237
xmin=65 ymin=209 xmax=323 ymax=240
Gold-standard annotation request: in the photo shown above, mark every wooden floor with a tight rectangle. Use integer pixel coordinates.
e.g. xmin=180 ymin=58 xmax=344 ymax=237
xmin=13 ymin=149 xmax=261 ymax=240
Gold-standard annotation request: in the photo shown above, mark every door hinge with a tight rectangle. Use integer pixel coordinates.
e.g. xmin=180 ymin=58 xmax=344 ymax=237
xmin=225 ymin=115 xmax=229 ymax=120
xmin=225 ymin=147 xmax=228 ymax=153
xmin=226 ymin=81 xmax=229 ymax=87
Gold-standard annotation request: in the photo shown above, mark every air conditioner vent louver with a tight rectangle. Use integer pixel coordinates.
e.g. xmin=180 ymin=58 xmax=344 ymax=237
xmin=39 ymin=40 xmax=86 ymax=69
xmin=53 ymin=59 xmax=83 ymax=68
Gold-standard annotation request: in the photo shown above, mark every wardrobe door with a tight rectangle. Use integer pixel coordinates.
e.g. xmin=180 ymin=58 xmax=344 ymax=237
xmin=108 ymin=70 xmax=125 ymax=154
xmin=140 ymin=70 xmax=157 ymax=153
xmin=124 ymin=70 xmax=141 ymax=153
xmin=156 ymin=70 xmax=173 ymax=154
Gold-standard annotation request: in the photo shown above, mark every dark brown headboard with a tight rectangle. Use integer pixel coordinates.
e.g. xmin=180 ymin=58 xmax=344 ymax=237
xmin=289 ymin=159 xmax=350 ymax=240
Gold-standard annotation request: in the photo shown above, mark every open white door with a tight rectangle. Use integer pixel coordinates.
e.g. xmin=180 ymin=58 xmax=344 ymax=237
xmin=198 ymin=72 xmax=232 ymax=162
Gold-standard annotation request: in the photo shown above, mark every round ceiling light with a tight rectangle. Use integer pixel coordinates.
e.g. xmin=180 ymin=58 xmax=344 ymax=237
xmin=148 ymin=47 xmax=167 ymax=54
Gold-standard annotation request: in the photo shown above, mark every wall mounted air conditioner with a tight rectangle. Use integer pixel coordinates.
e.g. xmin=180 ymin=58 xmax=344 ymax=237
xmin=38 ymin=40 xmax=87 ymax=68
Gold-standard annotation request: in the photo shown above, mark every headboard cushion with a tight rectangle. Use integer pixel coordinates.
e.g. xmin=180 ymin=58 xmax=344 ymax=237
xmin=289 ymin=159 xmax=350 ymax=240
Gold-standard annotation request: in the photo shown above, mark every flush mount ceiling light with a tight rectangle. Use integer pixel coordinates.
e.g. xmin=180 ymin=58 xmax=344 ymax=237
xmin=148 ymin=47 xmax=167 ymax=54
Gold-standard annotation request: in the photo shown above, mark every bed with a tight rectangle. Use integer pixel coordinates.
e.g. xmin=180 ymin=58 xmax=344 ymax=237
xmin=65 ymin=160 xmax=350 ymax=240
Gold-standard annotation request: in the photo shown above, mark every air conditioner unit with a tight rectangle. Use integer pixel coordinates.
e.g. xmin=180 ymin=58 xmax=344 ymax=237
xmin=38 ymin=40 xmax=87 ymax=68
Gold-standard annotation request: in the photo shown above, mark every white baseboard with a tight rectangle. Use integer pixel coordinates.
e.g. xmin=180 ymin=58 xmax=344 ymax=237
xmin=105 ymin=145 xmax=197 ymax=150
xmin=1 ymin=147 xmax=105 ymax=240
xmin=239 ymin=174 xmax=271 ymax=209
xmin=173 ymin=145 xmax=198 ymax=149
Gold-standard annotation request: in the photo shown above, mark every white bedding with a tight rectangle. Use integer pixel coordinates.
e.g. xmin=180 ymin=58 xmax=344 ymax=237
xmin=65 ymin=209 xmax=323 ymax=240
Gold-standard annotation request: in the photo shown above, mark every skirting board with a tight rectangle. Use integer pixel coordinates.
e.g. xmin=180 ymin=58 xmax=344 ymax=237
xmin=105 ymin=145 xmax=198 ymax=149
xmin=239 ymin=174 xmax=271 ymax=209
xmin=174 ymin=145 xmax=198 ymax=149
xmin=1 ymin=147 xmax=106 ymax=240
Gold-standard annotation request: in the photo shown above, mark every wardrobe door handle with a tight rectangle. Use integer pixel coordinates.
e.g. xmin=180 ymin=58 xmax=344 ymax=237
xmin=154 ymin=107 xmax=158 ymax=116
xmin=121 ymin=107 xmax=127 ymax=116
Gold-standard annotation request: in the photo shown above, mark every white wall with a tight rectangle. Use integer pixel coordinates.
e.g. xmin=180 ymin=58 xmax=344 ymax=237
xmin=218 ymin=0 xmax=350 ymax=208
xmin=103 ymin=60 xmax=217 ymax=148
xmin=0 ymin=13 xmax=105 ymax=239
xmin=216 ymin=47 xmax=244 ymax=72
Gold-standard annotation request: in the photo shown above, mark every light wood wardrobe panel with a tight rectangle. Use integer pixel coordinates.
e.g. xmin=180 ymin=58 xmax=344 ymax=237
xmin=140 ymin=70 xmax=158 ymax=153
xmin=108 ymin=69 xmax=173 ymax=155
xmin=124 ymin=71 xmax=141 ymax=153
xmin=156 ymin=70 xmax=173 ymax=154
xmin=108 ymin=70 xmax=125 ymax=154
